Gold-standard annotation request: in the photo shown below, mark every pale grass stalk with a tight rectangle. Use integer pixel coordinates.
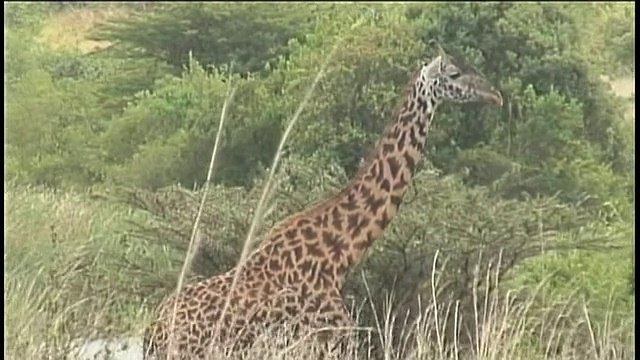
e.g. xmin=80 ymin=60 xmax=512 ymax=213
xmin=411 ymin=297 xmax=428 ymax=359
xmin=4 ymin=268 xmax=47 ymax=340
xmin=470 ymin=251 xmax=483 ymax=356
xmin=430 ymin=250 xmax=446 ymax=357
xmin=362 ymin=272 xmax=387 ymax=357
xmin=582 ymin=298 xmax=610 ymax=359
xmin=452 ymin=300 xmax=461 ymax=360
xmin=207 ymin=12 xmax=372 ymax=358
xmin=471 ymin=257 xmax=549 ymax=360
xmin=440 ymin=298 xmax=456 ymax=358
xmin=275 ymin=325 xmax=372 ymax=358
xmin=164 ymin=61 xmax=238 ymax=358
xmin=381 ymin=293 xmax=397 ymax=360
xmin=396 ymin=300 xmax=416 ymax=358
xmin=541 ymin=286 xmax=581 ymax=356
xmin=478 ymin=253 xmax=498 ymax=358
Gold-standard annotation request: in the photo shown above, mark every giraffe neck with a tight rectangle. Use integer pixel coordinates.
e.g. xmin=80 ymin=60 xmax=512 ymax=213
xmin=329 ymin=79 xmax=436 ymax=265
xmin=245 ymin=76 xmax=438 ymax=291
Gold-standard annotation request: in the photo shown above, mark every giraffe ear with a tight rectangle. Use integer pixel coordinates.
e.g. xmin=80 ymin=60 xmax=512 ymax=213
xmin=428 ymin=39 xmax=448 ymax=71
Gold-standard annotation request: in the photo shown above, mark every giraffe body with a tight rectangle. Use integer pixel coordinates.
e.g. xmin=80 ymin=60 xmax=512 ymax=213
xmin=143 ymin=43 xmax=502 ymax=359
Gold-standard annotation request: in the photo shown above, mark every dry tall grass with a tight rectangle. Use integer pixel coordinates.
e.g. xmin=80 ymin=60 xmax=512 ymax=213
xmin=3 ymin=184 xmax=634 ymax=359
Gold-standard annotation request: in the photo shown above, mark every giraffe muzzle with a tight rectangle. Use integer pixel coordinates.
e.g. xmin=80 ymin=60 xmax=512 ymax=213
xmin=484 ymin=88 xmax=503 ymax=106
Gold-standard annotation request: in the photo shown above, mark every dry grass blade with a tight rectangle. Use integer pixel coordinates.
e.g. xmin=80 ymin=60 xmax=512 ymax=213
xmin=164 ymin=66 xmax=239 ymax=357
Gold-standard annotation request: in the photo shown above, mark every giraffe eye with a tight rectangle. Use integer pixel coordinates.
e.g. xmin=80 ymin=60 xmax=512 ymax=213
xmin=450 ymin=72 xmax=461 ymax=80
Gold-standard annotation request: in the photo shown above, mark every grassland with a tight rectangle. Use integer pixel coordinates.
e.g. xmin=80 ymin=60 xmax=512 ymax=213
xmin=4 ymin=182 xmax=635 ymax=359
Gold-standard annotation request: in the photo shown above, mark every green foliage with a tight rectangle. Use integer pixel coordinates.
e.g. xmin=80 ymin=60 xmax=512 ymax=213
xmin=5 ymin=67 xmax=105 ymax=187
xmin=6 ymin=3 xmax=633 ymax=206
xmin=3 ymin=2 xmax=49 ymax=30
xmin=91 ymin=3 xmax=319 ymax=75
xmin=571 ymin=3 xmax=635 ymax=75
xmin=4 ymin=22 xmax=45 ymax=85
xmin=100 ymin=58 xmax=286 ymax=188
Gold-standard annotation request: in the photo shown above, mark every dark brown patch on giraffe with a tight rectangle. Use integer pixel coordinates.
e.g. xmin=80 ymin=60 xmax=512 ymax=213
xmin=417 ymin=98 xmax=428 ymax=113
xmin=287 ymin=271 xmax=301 ymax=284
xmin=417 ymin=123 xmax=427 ymax=138
xmin=380 ymin=179 xmax=391 ymax=192
xmin=284 ymin=228 xmax=298 ymax=240
xmin=387 ymin=156 xmax=402 ymax=179
xmin=281 ymin=250 xmax=294 ymax=268
xmin=346 ymin=213 xmax=359 ymax=230
xmin=390 ymin=195 xmax=403 ymax=207
xmin=381 ymin=143 xmax=395 ymax=155
xmin=365 ymin=196 xmax=385 ymax=215
xmin=299 ymin=259 xmax=313 ymax=275
xmin=350 ymin=215 xmax=370 ymax=237
xmin=285 ymin=305 xmax=298 ymax=317
xmin=247 ymin=288 xmax=258 ymax=299
xmin=253 ymin=254 xmax=267 ymax=267
xmin=392 ymin=175 xmax=408 ymax=190
xmin=314 ymin=213 xmax=330 ymax=228
xmin=403 ymin=152 xmax=416 ymax=174
xmin=292 ymin=246 xmax=303 ymax=261
xmin=336 ymin=262 xmax=348 ymax=276
xmin=322 ymin=231 xmax=347 ymax=261
xmin=339 ymin=192 xmax=358 ymax=211
xmin=330 ymin=206 xmax=344 ymax=231
xmin=307 ymin=243 xmax=325 ymax=257
xmin=262 ymin=282 xmax=272 ymax=295
xmin=301 ymin=226 xmax=317 ymax=241
xmin=374 ymin=210 xmax=390 ymax=230
xmin=268 ymin=259 xmax=281 ymax=272
xmin=407 ymin=98 xmax=416 ymax=113
xmin=409 ymin=126 xmax=420 ymax=148
xmin=296 ymin=218 xmax=312 ymax=227
xmin=318 ymin=273 xmax=332 ymax=289
xmin=297 ymin=283 xmax=309 ymax=301
xmin=398 ymin=112 xmax=414 ymax=126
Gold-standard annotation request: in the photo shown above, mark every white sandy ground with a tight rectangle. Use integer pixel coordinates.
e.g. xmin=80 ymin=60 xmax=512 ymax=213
xmin=70 ymin=337 xmax=143 ymax=360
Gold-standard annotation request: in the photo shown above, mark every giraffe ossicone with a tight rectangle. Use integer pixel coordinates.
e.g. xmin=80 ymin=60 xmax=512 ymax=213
xmin=143 ymin=42 xmax=502 ymax=360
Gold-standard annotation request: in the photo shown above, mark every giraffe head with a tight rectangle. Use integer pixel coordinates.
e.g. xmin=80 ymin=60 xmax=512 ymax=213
xmin=417 ymin=40 xmax=503 ymax=107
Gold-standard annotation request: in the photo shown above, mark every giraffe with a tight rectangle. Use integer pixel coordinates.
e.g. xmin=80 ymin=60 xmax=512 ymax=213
xmin=143 ymin=42 xmax=503 ymax=360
